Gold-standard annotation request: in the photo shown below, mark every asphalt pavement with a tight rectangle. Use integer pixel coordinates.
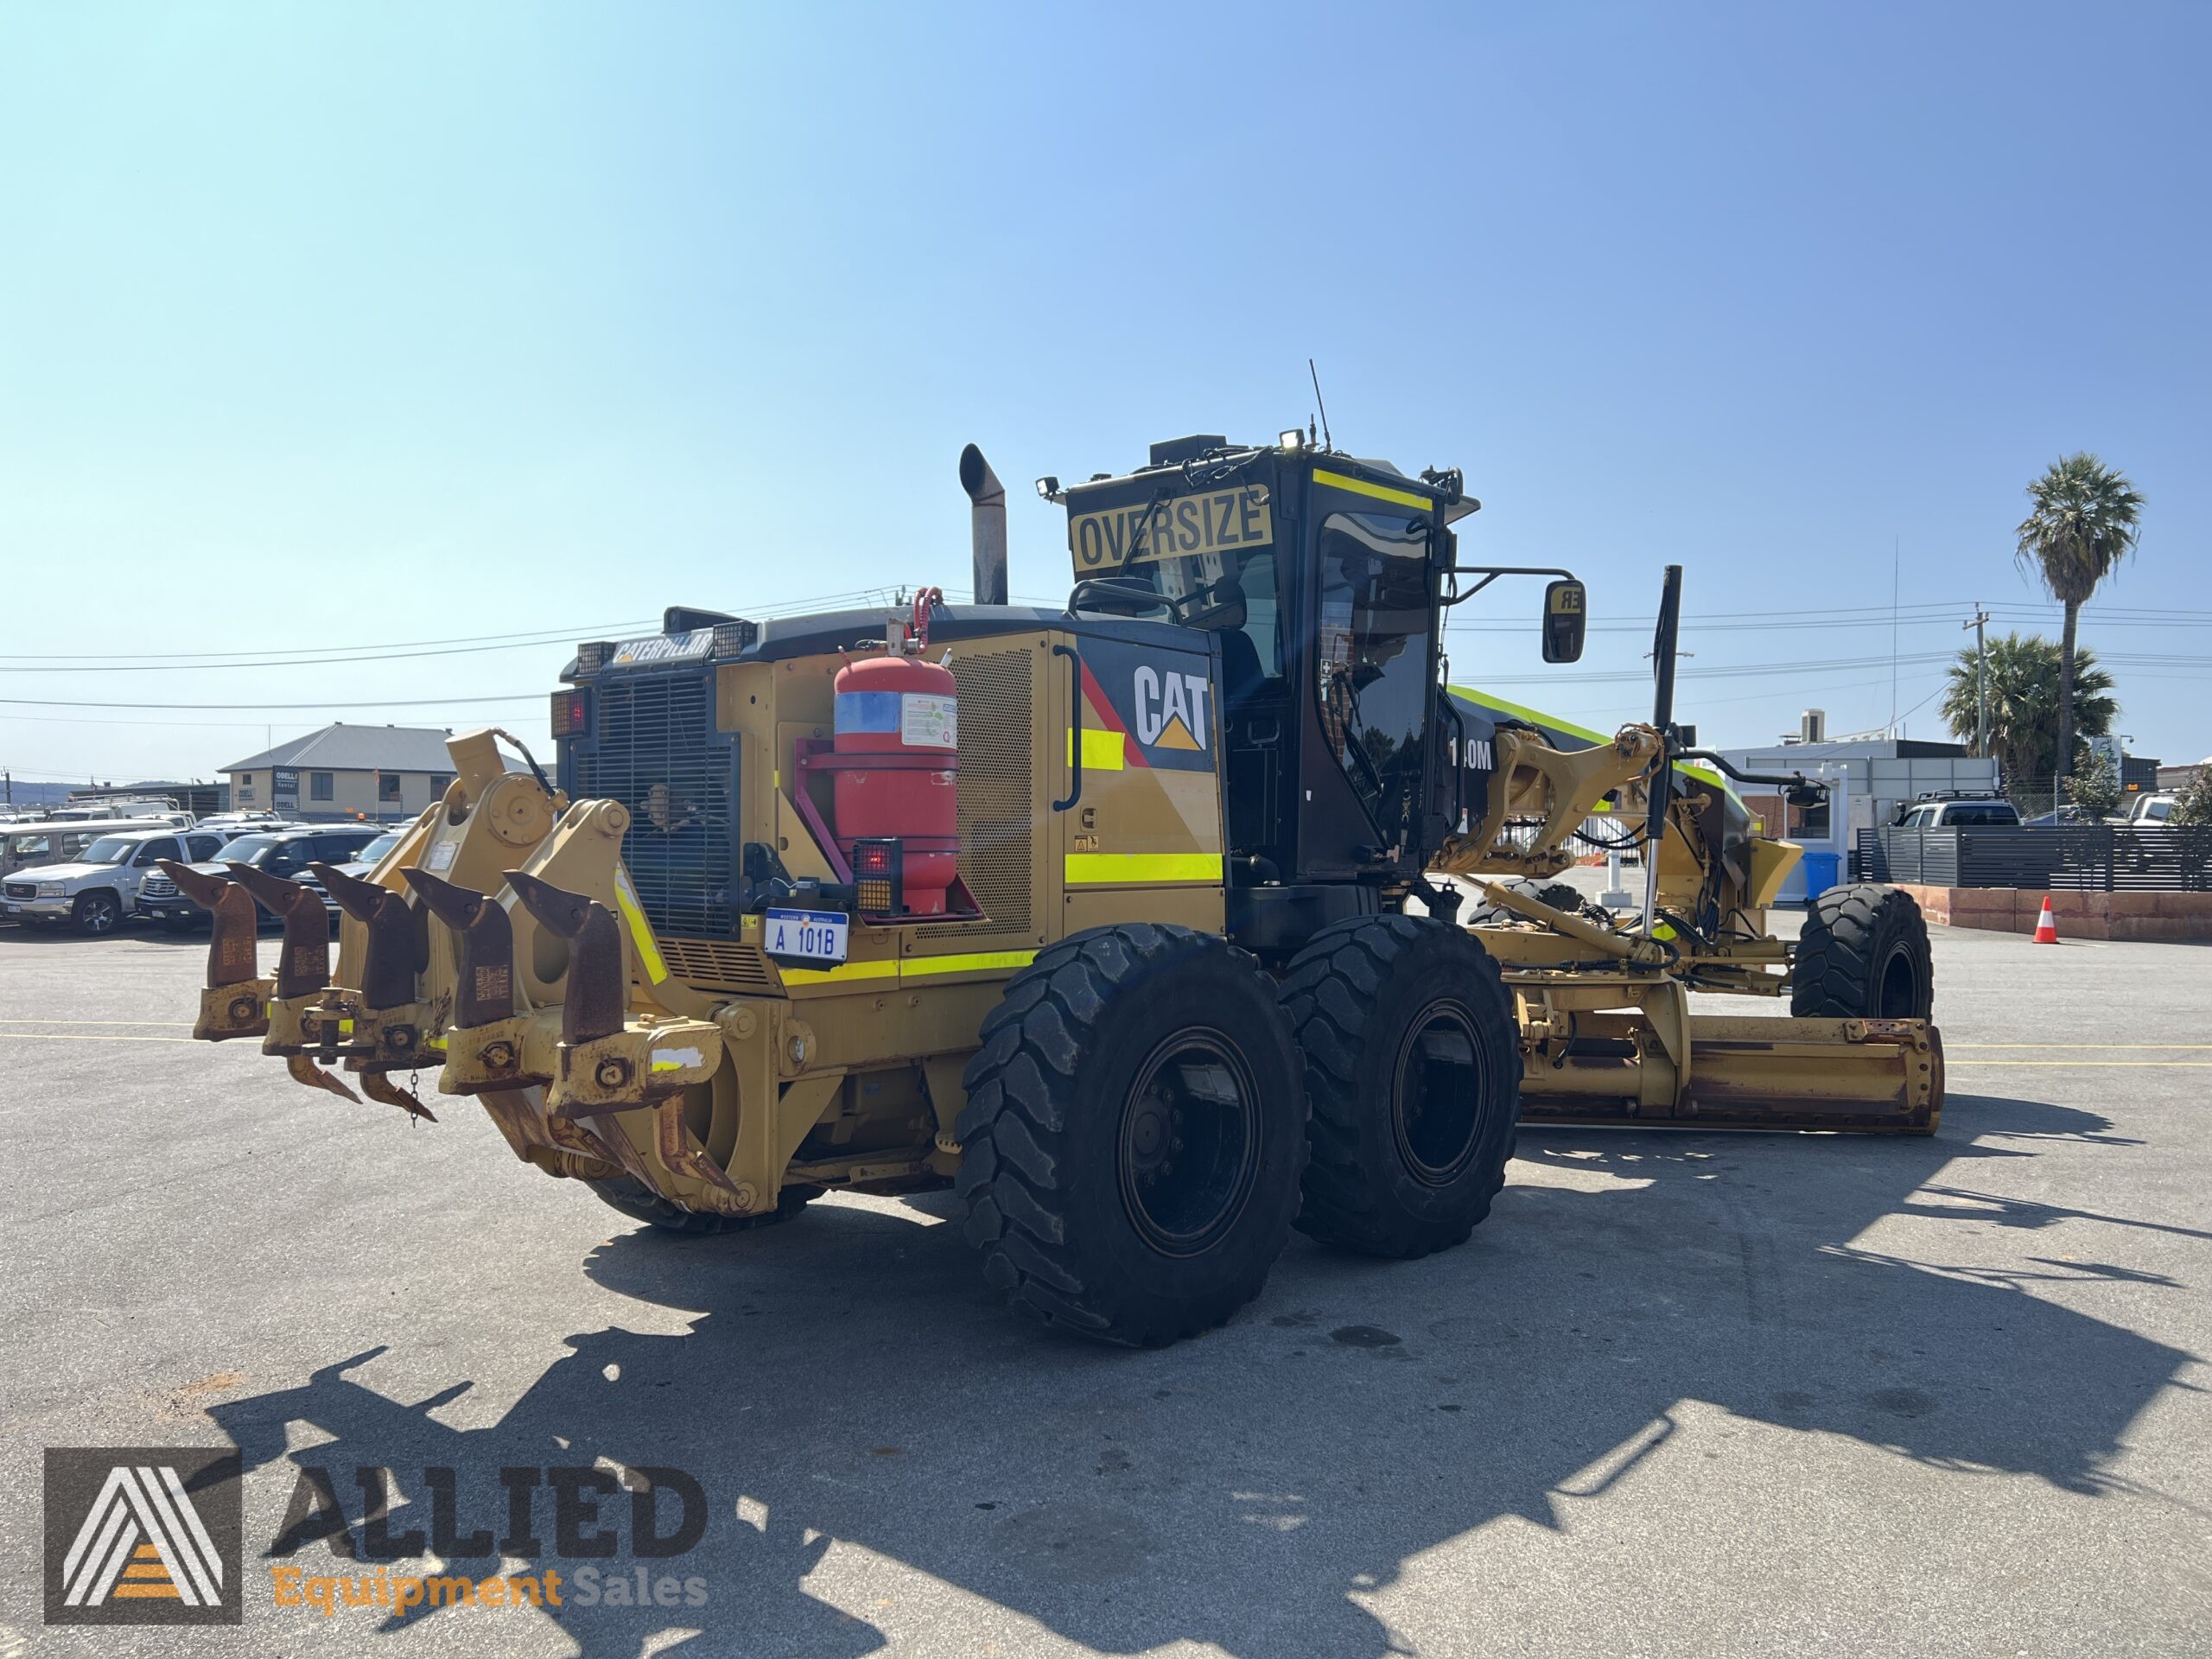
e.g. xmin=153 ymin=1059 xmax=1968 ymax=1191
xmin=0 ymin=913 xmax=2207 ymax=1657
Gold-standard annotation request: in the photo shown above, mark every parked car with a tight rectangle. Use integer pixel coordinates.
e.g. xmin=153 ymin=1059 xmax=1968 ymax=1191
xmin=142 ymin=824 xmax=384 ymax=931
xmin=1895 ymin=797 xmax=2022 ymax=829
xmin=3 ymin=817 xmax=185 ymax=880
xmin=2125 ymin=792 xmax=2177 ymax=825
xmin=2024 ymin=804 xmax=2094 ymax=828
xmin=295 ymin=830 xmax=403 ymax=913
xmin=1 ymin=828 xmax=231 ymax=935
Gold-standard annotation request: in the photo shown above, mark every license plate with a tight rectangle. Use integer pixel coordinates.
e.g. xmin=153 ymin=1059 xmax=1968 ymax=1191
xmin=763 ymin=907 xmax=849 ymax=966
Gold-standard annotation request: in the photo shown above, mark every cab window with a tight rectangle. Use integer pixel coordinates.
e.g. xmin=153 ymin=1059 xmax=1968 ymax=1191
xmin=1314 ymin=509 xmax=1433 ymax=843
xmin=186 ymin=834 xmax=225 ymax=861
xmin=134 ymin=837 xmax=181 ymax=867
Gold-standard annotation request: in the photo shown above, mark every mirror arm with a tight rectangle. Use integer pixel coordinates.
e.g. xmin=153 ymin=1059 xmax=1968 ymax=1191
xmin=1441 ymin=564 xmax=1577 ymax=607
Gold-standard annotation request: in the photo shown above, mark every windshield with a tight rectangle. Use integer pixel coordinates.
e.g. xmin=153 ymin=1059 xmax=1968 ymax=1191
xmin=355 ymin=833 xmax=400 ymax=864
xmin=79 ymin=836 xmax=141 ymax=865
xmin=218 ymin=835 xmax=279 ymax=865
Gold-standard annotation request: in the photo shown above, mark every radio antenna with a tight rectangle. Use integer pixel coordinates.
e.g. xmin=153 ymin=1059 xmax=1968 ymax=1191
xmin=1307 ymin=359 xmax=1332 ymax=452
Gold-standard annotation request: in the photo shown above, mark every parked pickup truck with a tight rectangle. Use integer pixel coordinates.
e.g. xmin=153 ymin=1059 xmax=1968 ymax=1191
xmin=1 ymin=827 xmax=231 ymax=935
xmin=3 ymin=817 xmax=181 ymax=881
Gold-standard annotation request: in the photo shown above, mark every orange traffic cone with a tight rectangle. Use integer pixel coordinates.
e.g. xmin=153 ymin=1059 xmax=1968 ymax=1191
xmin=2032 ymin=893 xmax=2059 ymax=944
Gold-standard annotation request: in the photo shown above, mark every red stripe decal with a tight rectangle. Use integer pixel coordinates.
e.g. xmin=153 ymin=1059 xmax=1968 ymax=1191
xmin=1077 ymin=660 xmax=1146 ymax=768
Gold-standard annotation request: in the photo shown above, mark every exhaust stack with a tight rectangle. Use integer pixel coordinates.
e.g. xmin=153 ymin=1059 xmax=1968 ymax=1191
xmin=958 ymin=443 xmax=1008 ymax=607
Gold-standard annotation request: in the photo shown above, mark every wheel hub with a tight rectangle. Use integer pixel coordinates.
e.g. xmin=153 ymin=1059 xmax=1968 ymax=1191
xmin=1116 ymin=1032 xmax=1258 ymax=1256
xmin=1393 ymin=1002 xmax=1490 ymax=1185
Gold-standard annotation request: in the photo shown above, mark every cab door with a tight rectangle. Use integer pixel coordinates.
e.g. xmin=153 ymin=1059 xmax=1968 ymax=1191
xmin=1293 ymin=472 xmax=1442 ymax=878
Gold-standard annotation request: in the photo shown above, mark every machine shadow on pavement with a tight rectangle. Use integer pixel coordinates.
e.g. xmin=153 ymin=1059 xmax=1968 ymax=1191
xmin=205 ymin=1090 xmax=2197 ymax=1659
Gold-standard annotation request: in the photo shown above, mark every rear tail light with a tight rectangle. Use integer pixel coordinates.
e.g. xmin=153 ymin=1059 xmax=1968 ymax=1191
xmin=852 ymin=837 xmax=904 ymax=916
xmin=550 ymin=690 xmax=591 ymax=738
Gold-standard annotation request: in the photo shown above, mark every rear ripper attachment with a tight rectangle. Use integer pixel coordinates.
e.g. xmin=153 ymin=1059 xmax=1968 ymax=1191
xmin=166 ymin=729 xmax=730 ymax=1203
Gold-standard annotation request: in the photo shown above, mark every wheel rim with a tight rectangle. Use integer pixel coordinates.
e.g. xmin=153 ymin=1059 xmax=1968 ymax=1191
xmin=1392 ymin=1001 xmax=1491 ymax=1185
xmin=82 ymin=899 xmax=115 ymax=933
xmin=1116 ymin=1028 xmax=1261 ymax=1256
xmin=1876 ymin=946 xmax=1921 ymax=1016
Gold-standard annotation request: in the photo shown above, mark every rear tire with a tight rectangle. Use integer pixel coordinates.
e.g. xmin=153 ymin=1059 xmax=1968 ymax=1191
xmin=956 ymin=924 xmax=1306 ymax=1346
xmin=586 ymin=1175 xmax=819 ymax=1236
xmin=1280 ymin=915 xmax=1522 ymax=1258
xmin=1791 ymin=883 xmax=1934 ymax=1020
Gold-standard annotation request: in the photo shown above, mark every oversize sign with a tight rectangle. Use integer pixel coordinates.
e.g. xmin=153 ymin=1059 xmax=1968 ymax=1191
xmin=1068 ymin=486 xmax=1272 ymax=572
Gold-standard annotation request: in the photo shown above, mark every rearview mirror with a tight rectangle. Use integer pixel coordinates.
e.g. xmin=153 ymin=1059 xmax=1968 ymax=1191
xmin=1541 ymin=579 xmax=1586 ymax=664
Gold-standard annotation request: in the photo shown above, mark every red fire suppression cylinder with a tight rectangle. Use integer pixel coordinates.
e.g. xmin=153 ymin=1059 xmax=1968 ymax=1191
xmin=829 ymin=589 xmax=959 ymax=914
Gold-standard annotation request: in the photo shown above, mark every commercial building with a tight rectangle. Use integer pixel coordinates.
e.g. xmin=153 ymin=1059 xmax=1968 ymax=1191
xmin=1715 ymin=737 xmax=2000 ymax=902
xmin=222 ymin=724 xmax=479 ymax=823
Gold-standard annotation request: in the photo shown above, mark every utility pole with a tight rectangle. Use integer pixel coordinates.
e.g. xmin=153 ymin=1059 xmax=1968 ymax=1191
xmin=1962 ymin=606 xmax=1991 ymax=759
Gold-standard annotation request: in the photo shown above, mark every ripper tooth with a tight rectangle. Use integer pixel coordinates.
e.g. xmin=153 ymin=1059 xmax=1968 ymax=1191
xmin=225 ymin=859 xmax=333 ymax=1001
xmin=157 ymin=860 xmax=272 ymax=1041
xmin=401 ymin=867 xmax=515 ymax=1029
xmin=504 ymin=869 xmax=624 ymax=1046
xmin=311 ymin=861 xmax=425 ymax=1011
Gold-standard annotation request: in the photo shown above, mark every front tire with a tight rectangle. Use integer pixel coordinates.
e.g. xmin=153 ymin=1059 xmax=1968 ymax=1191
xmin=956 ymin=924 xmax=1306 ymax=1346
xmin=1791 ymin=883 xmax=1934 ymax=1020
xmin=1464 ymin=876 xmax=1585 ymax=927
xmin=1280 ymin=915 xmax=1522 ymax=1258
xmin=72 ymin=892 xmax=121 ymax=936
xmin=586 ymin=1175 xmax=819 ymax=1235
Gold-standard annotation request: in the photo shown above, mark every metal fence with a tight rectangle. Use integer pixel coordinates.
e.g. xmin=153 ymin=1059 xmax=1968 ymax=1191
xmin=1859 ymin=825 xmax=2212 ymax=892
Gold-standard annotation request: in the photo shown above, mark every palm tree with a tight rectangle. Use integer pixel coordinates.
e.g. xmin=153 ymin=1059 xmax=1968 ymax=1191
xmin=1940 ymin=632 xmax=2117 ymax=794
xmin=2015 ymin=453 xmax=2144 ymax=782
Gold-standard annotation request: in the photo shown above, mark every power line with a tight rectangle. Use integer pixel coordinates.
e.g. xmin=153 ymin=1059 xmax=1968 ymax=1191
xmin=0 ymin=693 xmax=547 ymax=712
xmin=0 ymin=619 xmax=657 ymax=665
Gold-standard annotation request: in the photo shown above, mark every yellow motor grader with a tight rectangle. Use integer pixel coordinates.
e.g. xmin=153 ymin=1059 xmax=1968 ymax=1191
xmin=164 ymin=432 xmax=1939 ymax=1345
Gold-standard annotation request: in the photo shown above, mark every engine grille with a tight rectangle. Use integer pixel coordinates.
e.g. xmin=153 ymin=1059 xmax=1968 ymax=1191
xmin=4 ymin=881 xmax=37 ymax=900
xmin=657 ymin=938 xmax=781 ymax=995
xmin=138 ymin=872 xmax=179 ymax=901
xmin=574 ymin=670 xmax=734 ymax=939
xmin=919 ymin=648 xmax=1033 ymax=942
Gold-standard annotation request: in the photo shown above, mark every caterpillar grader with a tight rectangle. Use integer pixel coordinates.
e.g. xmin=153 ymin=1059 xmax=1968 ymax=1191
xmin=163 ymin=431 xmax=1940 ymax=1346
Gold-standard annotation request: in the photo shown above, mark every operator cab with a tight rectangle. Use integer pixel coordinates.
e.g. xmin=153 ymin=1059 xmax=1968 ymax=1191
xmin=1056 ymin=434 xmax=1580 ymax=947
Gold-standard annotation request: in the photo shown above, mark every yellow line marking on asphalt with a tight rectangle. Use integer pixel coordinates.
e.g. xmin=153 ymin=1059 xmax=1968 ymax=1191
xmin=1949 ymin=1043 xmax=2212 ymax=1049
xmin=0 ymin=1019 xmax=194 ymax=1027
xmin=1955 ymin=1065 xmax=2212 ymax=1079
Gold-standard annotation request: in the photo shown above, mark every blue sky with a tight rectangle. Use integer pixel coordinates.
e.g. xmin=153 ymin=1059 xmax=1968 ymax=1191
xmin=3 ymin=1 xmax=2208 ymax=790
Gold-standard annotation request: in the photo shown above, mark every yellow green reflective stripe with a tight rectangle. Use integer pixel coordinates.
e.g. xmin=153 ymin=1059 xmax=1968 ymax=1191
xmin=1313 ymin=467 xmax=1431 ymax=512
xmin=1448 ymin=684 xmax=1732 ymax=798
xmin=1449 ymin=684 xmax=1610 ymax=747
xmin=781 ymin=948 xmax=1039 ymax=987
xmin=780 ymin=957 xmax=899 ymax=986
xmin=1065 ymin=852 xmax=1223 ymax=884
xmin=613 ymin=870 xmax=668 ymax=983
xmin=1068 ymin=728 xmax=1127 ymax=771
xmin=905 ymin=948 xmax=1039 ymax=977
